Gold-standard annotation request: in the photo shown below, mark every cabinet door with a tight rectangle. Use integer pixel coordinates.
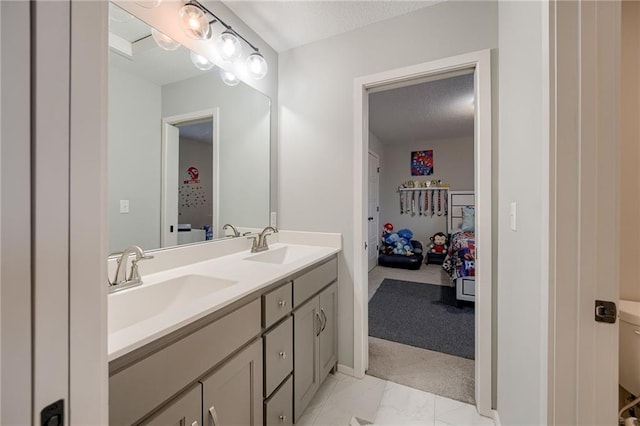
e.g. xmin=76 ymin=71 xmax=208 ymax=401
xmin=201 ymin=339 xmax=263 ymax=426
xmin=140 ymin=384 xmax=201 ymax=426
xmin=293 ymin=297 xmax=321 ymax=422
xmin=319 ymin=282 xmax=337 ymax=381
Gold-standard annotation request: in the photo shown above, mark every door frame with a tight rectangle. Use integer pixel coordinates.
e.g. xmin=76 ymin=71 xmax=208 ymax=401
xmin=161 ymin=108 xmax=220 ymax=246
xmin=353 ymin=49 xmax=493 ymax=416
xmin=367 ymin=150 xmax=380 ymax=272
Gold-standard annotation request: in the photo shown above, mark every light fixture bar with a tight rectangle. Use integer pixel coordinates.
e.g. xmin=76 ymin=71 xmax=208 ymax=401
xmin=185 ymin=0 xmax=260 ymax=53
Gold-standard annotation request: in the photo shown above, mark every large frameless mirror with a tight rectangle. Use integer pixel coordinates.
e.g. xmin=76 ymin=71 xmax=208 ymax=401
xmin=108 ymin=3 xmax=271 ymax=254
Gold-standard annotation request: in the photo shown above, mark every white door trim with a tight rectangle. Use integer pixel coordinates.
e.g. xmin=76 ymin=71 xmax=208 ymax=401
xmin=368 ymin=150 xmax=380 ymax=272
xmin=161 ymin=108 xmax=220 ymax=245
xmin=353 ymin=49 xmax=493 ymax=416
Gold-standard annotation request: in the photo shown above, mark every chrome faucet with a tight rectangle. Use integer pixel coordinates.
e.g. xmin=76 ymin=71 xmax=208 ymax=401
xmin=249 ymin=226 xmax=278 ymax=253
xmin=222 ymin=223 xmax=240 ymax=237
xmin=109 ymin=245 xmax=154 ymax=292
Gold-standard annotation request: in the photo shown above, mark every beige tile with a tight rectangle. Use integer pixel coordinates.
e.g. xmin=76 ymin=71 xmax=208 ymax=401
xmin=313 ymin=374 xmax=385 ymax=426
xmin=434 ymin=396 xmax=494 ymax=426
xmin=296 ymin=372 xmax=342 ymax=425
xmin=374 ymin=381 xmax=435 ymax=425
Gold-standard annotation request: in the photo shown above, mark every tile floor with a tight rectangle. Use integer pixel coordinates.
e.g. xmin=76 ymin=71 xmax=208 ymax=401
xmin=297 ymin=372 xmax=494 ymax=426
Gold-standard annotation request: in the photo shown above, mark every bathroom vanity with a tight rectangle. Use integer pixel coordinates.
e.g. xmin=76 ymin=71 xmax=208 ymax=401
xmin=108 ymin=236 xmax=340 ymax=426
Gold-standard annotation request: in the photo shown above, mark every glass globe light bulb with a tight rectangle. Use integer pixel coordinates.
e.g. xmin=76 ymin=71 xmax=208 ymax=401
xmin=245 ymin=52 xmax=268 ymax=80
xmin=190 ymin=51 xmax=214 ymax=71
xmin=178 ymin=4 xmax=211 ymax=40
xmin=151 ymin=28 xmax=180 ymax=51
xmin=220 ymin=69 xmax=239 ymax=87
xmin=216 ymin=30 xmax=242 ymax=63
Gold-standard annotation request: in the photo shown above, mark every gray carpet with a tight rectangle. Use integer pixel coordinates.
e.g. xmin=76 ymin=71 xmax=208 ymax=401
xmin=368 ymin=279 xmax=474 ymax=360
xmin=368 ymin=336 xmax=475 ymax=405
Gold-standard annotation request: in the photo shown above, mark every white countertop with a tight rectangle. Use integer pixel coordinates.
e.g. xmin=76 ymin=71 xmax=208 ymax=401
xmin=108 ymin=234 xmax=341 ymax=361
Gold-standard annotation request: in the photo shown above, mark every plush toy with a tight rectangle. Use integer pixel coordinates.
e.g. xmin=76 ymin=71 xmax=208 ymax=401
xmin=429 ymin=232 xmax=448 ymax=254
xmin=380 ymin=225 xmax=415 ymax=256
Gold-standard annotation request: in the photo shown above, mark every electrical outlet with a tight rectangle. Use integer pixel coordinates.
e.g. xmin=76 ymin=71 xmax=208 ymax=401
xmin=120 ymin=199 xmax=130 ymax=214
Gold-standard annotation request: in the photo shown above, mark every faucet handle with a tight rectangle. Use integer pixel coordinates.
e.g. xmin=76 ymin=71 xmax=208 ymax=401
xmin=247 ymin=236 xmax=259 ymax=252
xmin=129 ymin=254 xmax=154 ymax=284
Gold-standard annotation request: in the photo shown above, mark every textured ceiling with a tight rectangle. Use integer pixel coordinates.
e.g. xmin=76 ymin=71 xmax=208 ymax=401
xmin=220 ymin=0 xmax=442 ymax=52
xmin=369 ymin=73 xmax=474 ymax=145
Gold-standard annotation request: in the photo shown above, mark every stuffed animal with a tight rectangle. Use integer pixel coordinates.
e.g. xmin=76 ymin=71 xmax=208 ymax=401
xmin=429 ymin=232 xmax=448 ymax=254
xmin=380 ymin=226 xmax=415 ymax=256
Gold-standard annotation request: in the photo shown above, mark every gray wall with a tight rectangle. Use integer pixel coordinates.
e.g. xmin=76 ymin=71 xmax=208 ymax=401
xmin=278 ymin=0 xmax=498 ymax=372
xmin=497 ymin=1 xmax=548 ymax=424
xmin=162 ymin=72 xmax=271 ymax=232
xmin=108 ymin=65 xmax=162 ymax=253
xmin=379 ymin=137 xmax=474 ymax=243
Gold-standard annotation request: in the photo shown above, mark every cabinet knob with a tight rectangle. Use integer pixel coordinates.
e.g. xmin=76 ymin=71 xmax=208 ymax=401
xmin=278 ymin=300 xmax=287 ymax=307
xmin=279 ymin=415 xmax=287 ymax=423
xmin=279 ymin=351 xmax=287 ymax=359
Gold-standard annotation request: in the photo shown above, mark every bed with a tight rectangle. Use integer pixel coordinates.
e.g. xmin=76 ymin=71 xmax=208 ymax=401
xmin=442 ymin=190 xmax=476 ymax=303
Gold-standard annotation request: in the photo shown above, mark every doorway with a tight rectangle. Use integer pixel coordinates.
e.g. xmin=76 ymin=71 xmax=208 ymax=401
xmin=161 ymin=109 xmax=219 ymax=248
xmin=366 ymin=71 xmax=476 ymax=404
xmin=353 ymin=50 xmax=493 ymax=416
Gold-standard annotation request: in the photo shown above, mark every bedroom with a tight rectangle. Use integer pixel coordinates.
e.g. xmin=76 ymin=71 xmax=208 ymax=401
xmin=366 ymin=71 xmax=477 ymax=405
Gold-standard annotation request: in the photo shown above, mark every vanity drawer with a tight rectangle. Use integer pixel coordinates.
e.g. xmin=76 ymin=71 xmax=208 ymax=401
xmin=293 ymin=257 xmax=337 ymax=307
xmin=264 ymin=316 xmax=293 ymax=397
xmin=140 ymin=383 xmax=201 ymax=426
xmin=265 ymin=376 xmax=293 ymax=426
xmin=109 ymin=298 xmax=261 ymax=426
xmin=263 ymin=282 xmax=292 ymax=329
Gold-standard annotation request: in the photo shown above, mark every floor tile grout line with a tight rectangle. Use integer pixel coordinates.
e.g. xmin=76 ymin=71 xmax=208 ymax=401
xmin=309 ymin=373 xmax=342 ymax=426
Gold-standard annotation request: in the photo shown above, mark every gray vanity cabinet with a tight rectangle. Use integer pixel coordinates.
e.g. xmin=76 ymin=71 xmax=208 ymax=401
xmin=293 ymin=282 xmax=338 ymax=422
xmin=318 ymin=282 xmax=337 ymax=381
xmin=200 ymin=339 xmax=263 ymax=426
xmin=140 ymin=384 xmax=201 ymax=426
xmin=293 ymin=296 xmax=321 ymax=422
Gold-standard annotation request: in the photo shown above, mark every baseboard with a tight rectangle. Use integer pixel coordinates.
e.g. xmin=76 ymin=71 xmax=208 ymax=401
xmin=337 ymin=364 xmax=357 ymax=377
xmin=492 ymin=409 xmax=501 ymax=426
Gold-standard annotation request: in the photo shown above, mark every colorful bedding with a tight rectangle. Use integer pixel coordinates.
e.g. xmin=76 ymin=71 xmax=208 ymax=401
xmin=442 ymin=230 xmax=475 ymax=281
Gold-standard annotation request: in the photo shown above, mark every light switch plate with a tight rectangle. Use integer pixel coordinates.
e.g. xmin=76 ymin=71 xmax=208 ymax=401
xmin=120 ymin=199 xmax=130 ymax=214
xmin=270 ymin=211 xmax=277 ymax=227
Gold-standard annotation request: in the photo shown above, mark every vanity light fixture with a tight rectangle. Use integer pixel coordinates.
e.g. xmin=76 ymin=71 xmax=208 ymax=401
xmin=178 ymin=3 xmax=211 ymax=40
xmin=190 ymin=51 xmax=214 ymax=71
xmin=246 ymin=52 xmax=268 ymax=80
xmin=220 ymin=69 xmax=239 ymax=87
xmin=178 ymin=0 xmax=268 ymax=80
xmin=151 ymin=28 xmax=181 ymax=51
xmin=216 ymin=30 xmax=242 ymax=63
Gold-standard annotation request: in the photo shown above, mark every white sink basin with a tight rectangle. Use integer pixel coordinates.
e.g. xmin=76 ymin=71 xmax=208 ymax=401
xmin=243 ymin=245 xmax=318 ymax=265
xmin=109 ymin=274 xmax=236 ymax=333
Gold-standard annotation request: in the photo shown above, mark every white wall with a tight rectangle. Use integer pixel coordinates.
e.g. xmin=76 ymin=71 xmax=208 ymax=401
xmin=621 ymin=1 xmax=640 ymax=302
xmin=178 ymin=137 xmax=213 ymax=229
xmin=278 ymin=0 xmax=498 ymax=370
xmin=162 ymin=72 xmax=271 ymax=232
xmin=108 ymin=64 xmax=162 ymax=253
xmin=379 ymin=137 xmax=474 ymax=243
xmin=498 ymin=2 xmax=548 ymax=424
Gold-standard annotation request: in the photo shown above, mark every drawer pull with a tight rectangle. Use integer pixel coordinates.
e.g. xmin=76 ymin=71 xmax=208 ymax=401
xmin=192 ymin=422 xmax=199 ymax=426
xmin=279 ymin=415 xmax=287 ymax=423
xmin=315 ymin=312 xmax=322 ymax=336
xmin=279 ymin=351 xmax=287 ymax=359
xmin=208 ymin=405 xmax=220 ymax=426
xmin=320 ymin=308 xmax=327 ymax=333
xmin=278 ymin=300 xmax=287 ymax=308
xmin=635 ymin=330 xmax=640 ymax=336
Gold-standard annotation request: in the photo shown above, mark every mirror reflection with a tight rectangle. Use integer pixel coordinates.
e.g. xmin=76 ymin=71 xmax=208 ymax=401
xmin=108 ymin=3 xmax=271 ymax=254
